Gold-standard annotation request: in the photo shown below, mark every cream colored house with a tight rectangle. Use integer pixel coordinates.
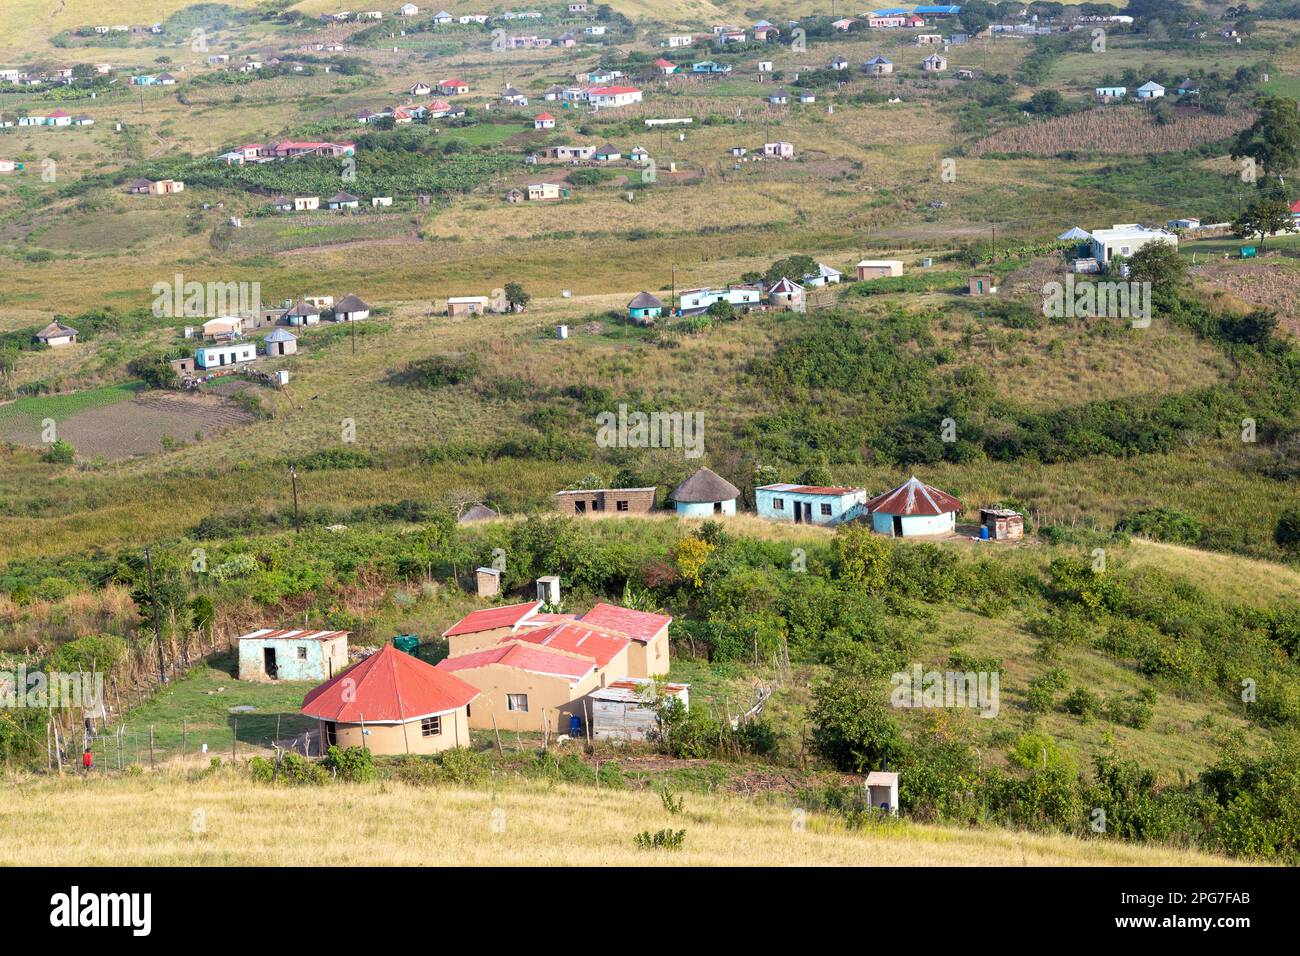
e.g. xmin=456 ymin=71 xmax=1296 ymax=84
xmin=301 ymin=644 xmax=477 ymax=755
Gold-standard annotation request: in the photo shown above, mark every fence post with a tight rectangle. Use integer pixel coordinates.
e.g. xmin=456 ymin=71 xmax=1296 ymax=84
xmin=232 ymin=717 xmax=238 ymax=762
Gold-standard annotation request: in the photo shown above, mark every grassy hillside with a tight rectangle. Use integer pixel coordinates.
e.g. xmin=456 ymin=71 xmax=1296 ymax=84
xmin=0 ymin=768 xmax=1242 ymax=866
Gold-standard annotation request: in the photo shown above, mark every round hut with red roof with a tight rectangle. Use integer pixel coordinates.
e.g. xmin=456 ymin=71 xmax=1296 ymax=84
xmin=300 ymin=643 xmax=479 ymax=755
xmin=867 ymin=475 xmax=962 ymax=537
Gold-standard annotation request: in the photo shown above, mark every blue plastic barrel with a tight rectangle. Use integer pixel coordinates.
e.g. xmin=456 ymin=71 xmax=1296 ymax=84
xmin=569 ymin=714 xmax=582 ymax=737
xmin=979 ymin=525 xmax=990 ymax=540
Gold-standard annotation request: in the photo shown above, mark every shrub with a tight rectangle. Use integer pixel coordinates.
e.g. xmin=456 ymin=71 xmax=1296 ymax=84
xmin=42 ymin=439 xmax=75 ymax=463
xmin=634 ymin=828 xmax=685 ymax=850
xmin=1062 ymin=687 xmax=1102 ymax=721
xmin=322 ymin=745 xmax=375 ymax=782
xmin=1116 ymin=507 xmax=1204 ymax=545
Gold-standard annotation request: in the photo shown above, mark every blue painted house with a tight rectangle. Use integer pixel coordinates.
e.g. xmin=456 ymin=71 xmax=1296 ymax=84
xmin=755 ymin=483 xmax=867 ymax=525
xmin=627 ymin=291 xmax=663 ymax=322
xmin=237 ymin=627 xmax=349 ymax=682
xmin=195 ymin=341 xmax=256 ymax=370
xmin=669 ymin=467 xmax=740 ymax=517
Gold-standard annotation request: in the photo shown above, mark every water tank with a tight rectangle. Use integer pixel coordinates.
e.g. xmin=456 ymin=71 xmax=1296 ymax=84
xmin=979 ymin=525 xmax=989 ymax=540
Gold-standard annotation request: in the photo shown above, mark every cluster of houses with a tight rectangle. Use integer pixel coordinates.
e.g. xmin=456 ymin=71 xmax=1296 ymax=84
xmin=12 ymin=109 xmax=95 ymax=129
xmin=216 ymin=139 xmax=356 ymax=166
xmin=1093 ymin=79 xmax=1195 ymax=101
xmin=622 ymin=254 xmax=995 ymax=323
xmin=0 ymin=64 xmax=113 ymax=87
xmin=555 ymin=468 xmax=1024 ymax=543
xmin=176 ymin=294 xmax=371 ymax=374
xmin=238 ymin=581 xmax=683 ymax=751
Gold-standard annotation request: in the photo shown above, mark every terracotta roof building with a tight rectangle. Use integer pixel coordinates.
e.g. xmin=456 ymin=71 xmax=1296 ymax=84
xmin=301 ymin=644 xmax=478 ymax=754
xmin=867 ymin=475 xmax=961 ymax=537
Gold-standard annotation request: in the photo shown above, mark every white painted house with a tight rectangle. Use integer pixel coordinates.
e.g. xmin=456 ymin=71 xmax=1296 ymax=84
xmin=195 ymin=341 xmax=256 ymax=370
xmin=1135 ymin=81 xmax=1165 ymax=99
xmin=1088 ymin=223 xmax=1178 ymax=264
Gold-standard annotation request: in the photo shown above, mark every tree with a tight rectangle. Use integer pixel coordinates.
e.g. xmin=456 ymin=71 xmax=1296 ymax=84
xmin=1276 ymin=507 xmax=1300 ymax=553
xmin=833 ymin=524 xmax=891 ymax=592
xmin=1126 ymin=239 xmax=1186 ymax=304
xmin=764 ymin=254 xmax=817 ymax=286
xmin=1027 ymin=89 xmax=1065 ymax=116
xmin=1231 ymin=95 xmax=1300 ymax=184
xmin=798 ymin=463 xmax=834 ymax=486
xmin=809 ymin=667 xmax=905 ymax=773
xmin=503 ymin=282 xmax=531 ymax=311
xmin=706 ymin=298 xmax=735 ymax=320
xmin=1234 ymin=197 xmax=1295 ymax=249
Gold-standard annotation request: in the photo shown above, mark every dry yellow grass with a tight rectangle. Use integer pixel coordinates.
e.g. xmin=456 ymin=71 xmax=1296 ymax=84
xmin=0 ymin=769 xmax=1241 ymax=866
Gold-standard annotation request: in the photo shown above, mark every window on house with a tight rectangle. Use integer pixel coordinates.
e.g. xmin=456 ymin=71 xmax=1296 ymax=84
xmin=507 ymin=694 xmax=529 ymax=712
xmin=616 ymin=500 xmax=629 ymax=512
xmin=297 ymin=647 xmax=307 ymax=660
xmin=820 ymin=503 xmax=832 ymax=516
xmin=773 ymin=498 xmax=784 ymax=510
xmin=421 ymin=716 xmax=442 ymax=737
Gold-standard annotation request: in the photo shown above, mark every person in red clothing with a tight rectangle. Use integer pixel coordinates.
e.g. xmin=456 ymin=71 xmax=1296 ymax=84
xmin=82 ymin=747 xmax=93 ymax=771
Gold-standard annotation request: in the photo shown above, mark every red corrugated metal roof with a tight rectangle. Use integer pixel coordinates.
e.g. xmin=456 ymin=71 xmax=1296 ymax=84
xmin=580 ymin=603 xmax=671 ymax=645
xmin=508 ymin=622 xmax=629 ymax=667
xmin=442 ymin=600 xmax=541 ymax=637
xmin=867 ymin=475 xmax=961 ymax=516
xmin=436 ymin=642 xmax=594 ymax=682
xmin=238 ymin=627 xmax=348 ymax=643
xmin=300 ymin=644 xmax=478 ymax=723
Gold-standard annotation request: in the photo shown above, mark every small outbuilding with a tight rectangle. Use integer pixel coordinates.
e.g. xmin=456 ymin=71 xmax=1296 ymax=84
xmin=627 ymin=291 xmax=663 ymax=323
xmin=865 ymin=771 xmax=899 ymax=814
xmin=968 ymin=274 xmax=996 ymax=295
xmin=587 ymin=678 xmax=689 ymax=741
xmin=668 ymin=467 xmax=740 ymax=517
xmin=301 ymin=644 xmax=478 ymax=755
xmin=35 ymin=320 xmax=79 ymax=347
xmin=767 ymin=276 xmax=804 ymax=310
xmin=867 ymin=476 xmax=961 ymax=537
xmin=238 ymin=627 xmax=349 ymax=683
xmin=264 ymin=328 xmax=297 ymax=356
xmin=333 ymin=293 xmax=371 ymax=322
xmin=980 ymin=507 xmax=1024 ymax=541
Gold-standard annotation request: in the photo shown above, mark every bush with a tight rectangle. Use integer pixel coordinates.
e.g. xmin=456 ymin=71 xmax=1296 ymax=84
xmin=1276 ymin=508 xmax=1300 ymax=553
xmin=1062 ymin=687 xmax=1102 ymax=721
xmin=41 ymin=439 xmax=75 ymax=463
xmin=397 ymin=353 xmax=479 ymax=388
xmin=1116 ymin=507 xmax=1204 ymax=545
xmin=391 ymin=747 xmax=490 ymax=785
xmin=322 ymin=745 xmax=375 ymax=782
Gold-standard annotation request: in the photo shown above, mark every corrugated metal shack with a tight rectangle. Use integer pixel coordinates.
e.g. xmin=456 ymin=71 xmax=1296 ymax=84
xmin=587 ymin=679 xmax=689 ymax=741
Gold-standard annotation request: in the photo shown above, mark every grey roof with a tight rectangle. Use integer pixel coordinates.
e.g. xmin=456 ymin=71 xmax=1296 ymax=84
xmin=597 ymin=143 xmax=621 ymax=154
xmin=264 ymin=328 xmax=297 ymax=342
xmin=36 ymin=320 xmax=78 ymax=339
xmin=286 ymin=299 xmax=320 ymax=316
xmin=628 ymin=291 xmax=662 ymax=309
xmin=1057 ymin=226 xmax=1091 ymax=241
xmin=328 ymin=191 xmax=359 ymax=203
xmin=335 ymin=293 xmax=370 ymax=312
xmin=669 ymin=467 xmax=740 ymax=503
xmin=458 ymin=503 xmax=499 ymax=523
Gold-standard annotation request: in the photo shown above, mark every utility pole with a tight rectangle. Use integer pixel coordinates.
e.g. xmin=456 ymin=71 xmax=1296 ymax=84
xmin=351 ymin=314 xmax=356 ymax=353
xmin=290 ymin=465 xmax=300 ymax=532
xmin=671 ymin=263 xmax=677 ymax=315
xmin=144 ymin=547 xmax=167 ymax=685
xmin=991 ymin=223 xmax=997 ymax=263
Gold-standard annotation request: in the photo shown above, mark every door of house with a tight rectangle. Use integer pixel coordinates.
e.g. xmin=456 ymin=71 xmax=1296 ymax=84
xmin=794 ymin=501 xmax=803 ymax=523
xmin=575 ymin=500 xmax=586 ymax=514
xmin=263 ymin=647 xmax=278 ymax=679
xmin=892 ymin=515 xmax=903 ymax=536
